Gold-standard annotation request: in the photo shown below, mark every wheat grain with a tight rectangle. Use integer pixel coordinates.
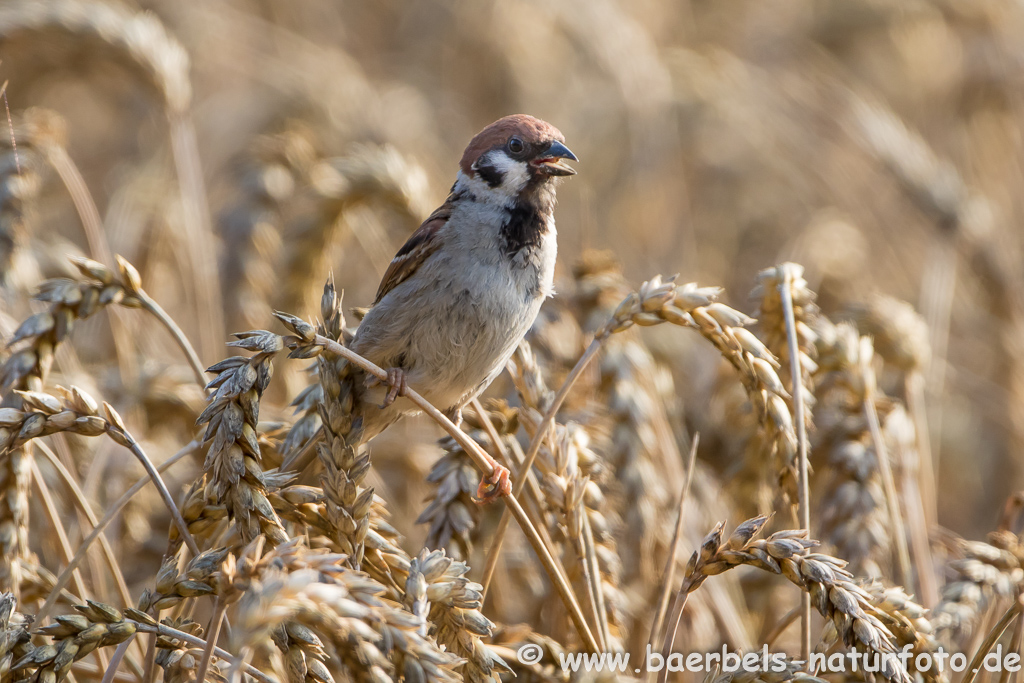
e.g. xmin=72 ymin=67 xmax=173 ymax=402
xmin=0 ymin=129 xmax=41 ymax=291
xmin=154 ymin=616 xmax=226 ymax=683
xmin=813 ymin=320 xmax=908 ymax=580
xmin=137 ymin=548 xmax=225 ymax=614
xmin=277 ymin=280 xmax=377 ymax=570
xmin=224 ymin=539 xmax=464 ymax=683
xmin=932 ymin=532 xmax=1024 ymax=645
xmin=858 ymin=581 xmax=945 ymax=683
xmin=599 ymin=275 xmax=799 ymax=505
xmin=1 ymin=258 xmax=143 ymax=395
xmin=418 ymin=405 xmax=518 ymax=560
xmin=196 ymin=330 xmax=288 ymax=547
xmin=850 ymin=295 xmax=931 ymax=378
xmin=0 ymin=387 xmax=105 ymax=598
xmin=662 ymin=516 xmax=915 ymax=683
xmin=11 ymin=599 xmax=137 ymax=682
xmin=0 ymin=592 xmax=33 ymax=681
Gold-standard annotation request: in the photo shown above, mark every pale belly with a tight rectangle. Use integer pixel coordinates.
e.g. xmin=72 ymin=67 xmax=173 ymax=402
xmin=352 ymin=253 xmax=549 ymax=415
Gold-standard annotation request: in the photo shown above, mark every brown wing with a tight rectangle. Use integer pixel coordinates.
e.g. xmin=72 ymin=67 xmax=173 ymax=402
xmin=373 ymin=194 xmax=454 ymax=304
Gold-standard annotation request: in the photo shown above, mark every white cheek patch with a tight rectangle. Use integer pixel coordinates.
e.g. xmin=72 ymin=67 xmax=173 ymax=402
xmin=485 ymin=150 xmax=530 ymax=195
xmin=467 ymin=150 xmax=530 ymax=204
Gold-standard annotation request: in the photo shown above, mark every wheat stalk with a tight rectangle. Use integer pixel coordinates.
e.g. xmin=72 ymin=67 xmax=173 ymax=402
xmin=0 ymin=592 xmax=32 ymax=681
xmin=597 ymin=276 xmax=798 ymax=504
xmin=852 ymin=294 xmax=939 ymax=605
xmin=812 ymin=320 xmax=913 ymax=589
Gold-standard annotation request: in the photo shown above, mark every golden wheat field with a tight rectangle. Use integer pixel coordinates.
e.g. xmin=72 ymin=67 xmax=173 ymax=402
xmin=2 ymin=0 xmax=1024 ymax=682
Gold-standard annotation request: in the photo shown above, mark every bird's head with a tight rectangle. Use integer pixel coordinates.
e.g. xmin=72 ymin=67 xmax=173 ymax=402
xmin=458 ymin=115 xmax=577 ymax=203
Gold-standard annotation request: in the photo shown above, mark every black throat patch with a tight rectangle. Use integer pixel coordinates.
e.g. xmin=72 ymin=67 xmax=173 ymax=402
xmin=501 ymin=200 xmax=548 ymax=259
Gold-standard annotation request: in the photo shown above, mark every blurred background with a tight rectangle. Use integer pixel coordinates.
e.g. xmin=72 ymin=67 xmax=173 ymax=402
xmin=0 ymin=0 xmax=1022 ymax=585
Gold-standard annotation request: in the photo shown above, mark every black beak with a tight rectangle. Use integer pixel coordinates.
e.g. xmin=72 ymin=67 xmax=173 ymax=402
xmin=532 ymin=140 xmax=578 ymax=176
xmin=545 ymin=140 xmax=579 ymax=162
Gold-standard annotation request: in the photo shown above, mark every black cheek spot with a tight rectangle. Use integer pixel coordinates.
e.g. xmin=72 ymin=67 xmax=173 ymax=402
xmin=475 ymin=163 xmax=504 ymax=188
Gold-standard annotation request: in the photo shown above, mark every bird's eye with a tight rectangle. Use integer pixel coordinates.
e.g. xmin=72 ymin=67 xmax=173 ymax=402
xmin=507 ymin=137 xmax=525 ymax=155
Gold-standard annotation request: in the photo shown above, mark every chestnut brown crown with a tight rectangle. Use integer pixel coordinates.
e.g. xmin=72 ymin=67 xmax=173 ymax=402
xmin=459 ymin=114 xmax=568 ymax=176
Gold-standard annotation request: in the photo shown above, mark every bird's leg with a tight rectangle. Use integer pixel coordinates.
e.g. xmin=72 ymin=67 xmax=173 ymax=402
xmin=474 ymin=462 xmax=512 ymax=504
xmin=443 ymin=407 xmax=463 ymax=428
xmin=374 ymin=367 xmax=408 ymax=409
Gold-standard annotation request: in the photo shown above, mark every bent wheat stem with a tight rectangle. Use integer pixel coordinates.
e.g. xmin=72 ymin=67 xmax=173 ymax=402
xmin=103 ymin=404 xmax=200 ymax=558
xmin=137 ymin=289 xmax=208 ymax=390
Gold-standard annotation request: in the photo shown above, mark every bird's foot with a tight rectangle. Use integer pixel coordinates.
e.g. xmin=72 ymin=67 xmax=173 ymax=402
xmin=474 ymin=464 xmax=511 ymax=504
xmin=372 ymin=367 xmax=408 ymax=409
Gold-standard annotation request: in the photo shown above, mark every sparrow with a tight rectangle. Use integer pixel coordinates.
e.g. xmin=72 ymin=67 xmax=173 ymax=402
xmin=349 ymin=114 xmax=577 ymax=501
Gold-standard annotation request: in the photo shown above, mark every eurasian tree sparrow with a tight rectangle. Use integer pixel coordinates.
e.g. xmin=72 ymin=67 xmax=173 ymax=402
xmin=350 ymin=114 xmax=577 ymax=501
